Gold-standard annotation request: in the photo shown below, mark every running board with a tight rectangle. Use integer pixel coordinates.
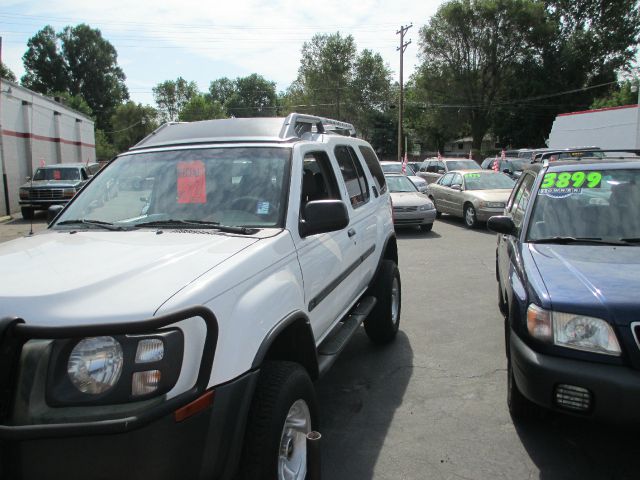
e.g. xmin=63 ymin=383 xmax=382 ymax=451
xmin=317 ymin=296 xmax=376 ymax=376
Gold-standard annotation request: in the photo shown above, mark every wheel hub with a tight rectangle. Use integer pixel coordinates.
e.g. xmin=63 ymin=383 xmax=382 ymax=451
xmin=278 ymin=399 xmax=311 ymax=480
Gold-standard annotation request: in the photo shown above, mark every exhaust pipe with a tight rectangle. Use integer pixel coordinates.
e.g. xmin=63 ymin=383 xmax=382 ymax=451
xmin=306 ymin=431 xmax=321 ymax=480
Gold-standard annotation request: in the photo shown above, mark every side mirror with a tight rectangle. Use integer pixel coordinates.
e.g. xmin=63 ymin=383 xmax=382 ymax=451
xmin=487 ymin=216 xmax=516 ymax=235
xmin=47 ymin=205 xmax=64 ymax=224
xmin=451 ymin=184 xmax=462 ymax=191
xmin=299 ymin=200 xmax=349 ymax=237
xmin=25 ymin=176 xmax=31 ymax=182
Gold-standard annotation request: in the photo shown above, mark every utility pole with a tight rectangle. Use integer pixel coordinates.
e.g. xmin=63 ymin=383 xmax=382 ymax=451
xmin=397 ymin=24 xmax=412 ymax=162
xmin=0 ymin=36 xmax=10 ymax=217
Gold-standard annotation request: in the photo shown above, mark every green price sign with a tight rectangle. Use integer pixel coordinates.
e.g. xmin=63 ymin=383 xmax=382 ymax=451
xmin=541 ymin=171 xmax=602 ymax=189
xmin=465 ymin=173 xmax=481 ymax=179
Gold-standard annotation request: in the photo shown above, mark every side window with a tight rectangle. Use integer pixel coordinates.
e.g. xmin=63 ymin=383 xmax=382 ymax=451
xmin=80 ymin=169 xmax=88 ymax=180
xmin=451 ymin=173 xmax=462 ymax=187
xmin=334 ymin=145 xmax=368 ymax=208
xmin=419 ymin=161 xmax=428 ymax=172
xmin=509 ymin=174 xmax=535 ymax=229
xmin=358 ymin=146 xmax=387 ymax=194
xmin=347 ymin=147 xmax=369 ymax=202
xmin=440 ymin=173 xmax=454 ymax=187
xmin=301 ymin=151 xmax=341 ymax=206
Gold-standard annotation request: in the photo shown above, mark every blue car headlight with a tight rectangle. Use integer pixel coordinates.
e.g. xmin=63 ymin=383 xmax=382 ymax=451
xmin=527 ymin=305 xmax=621 ymax=356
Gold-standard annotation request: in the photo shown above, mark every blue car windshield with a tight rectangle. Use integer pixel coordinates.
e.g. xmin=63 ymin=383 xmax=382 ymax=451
xmin=527 ymin=168 xmax=640 ymax=241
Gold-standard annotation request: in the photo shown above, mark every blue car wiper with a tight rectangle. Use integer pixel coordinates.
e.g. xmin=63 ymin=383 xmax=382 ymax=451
xmin=56 ymin=219 xmax=131 ymax=231
xmin=133 ymin=219 xmax=257 ymax=235
xmin=530 ymin=236 xmax=628 ymax=246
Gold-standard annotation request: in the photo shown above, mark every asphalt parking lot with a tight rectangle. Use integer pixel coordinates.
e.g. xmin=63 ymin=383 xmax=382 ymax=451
xmin=1 ymin=214 xmax=639 ymax=479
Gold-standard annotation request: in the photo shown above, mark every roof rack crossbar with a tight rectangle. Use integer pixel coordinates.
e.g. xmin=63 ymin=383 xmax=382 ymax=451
xmin=281 ymin=114 xmax=355 ymax=138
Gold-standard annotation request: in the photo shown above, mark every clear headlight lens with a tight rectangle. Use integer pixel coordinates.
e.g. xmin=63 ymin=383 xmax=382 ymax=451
xmin=67 ymin=336 xmax=124 ymax=394
xmin=19 ymin=188 xmax=29 ymax=199
xmin=554 ymin=312 xmax=621 ymax=355
xmin=418 ymin=202 xmax=434 ymax=211
xmin=480 ymin=201 xmax=505 ymax=208
xmin=526 ymin=305 xmax=620 ymax=356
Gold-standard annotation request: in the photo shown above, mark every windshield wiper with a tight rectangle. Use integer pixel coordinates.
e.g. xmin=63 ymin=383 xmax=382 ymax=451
xmin=56 ymin=219 xmax=130 ymax=231
xmin=619 ymin=238 xmax=640 ymax=245
xmin=133 ymin=219 xmax=258 ymax=235
xmin=529 ymin=236 xmax=628 ymax=246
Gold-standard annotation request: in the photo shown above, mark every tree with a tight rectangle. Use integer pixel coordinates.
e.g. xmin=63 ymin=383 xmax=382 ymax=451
xmin=22 ymin=24 xmax=129 ymax=130
xmin=591 ymin=80 xmax=638 ymax=109
xmin=110 ymin=102 xmax=158 ymax=152
xmin=209 ymin=77 xmax=236 ymax=105
xmin=179 ymin=94 xmax=226 ymax=121
xmin=416 ymin=0 xmax=548 ymax=152
xmin=21 ymin=25 xmax=68 ymax=93
xmin=95 ymin=129 xmax=117 ymax=161
xmin=0 ymin=63 xmax=16 ymax=82
xmin=51 ymin=91 xmax=93 ymax=117
xmin=225 ymin=74 xmax=277 ymax=117
xmin=153 ymin=77 xmax=199 ymax=122
xmin=296 ymin=33 xmax=357 ymax=119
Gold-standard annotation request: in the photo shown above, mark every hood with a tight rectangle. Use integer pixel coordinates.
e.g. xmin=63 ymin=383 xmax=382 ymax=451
xmin=390 ymin=191 xmax=432 ymax=207
xmin=529 ymin=244 xmax=640 ymax=325
xmin=0 ymin=230 xmax=258 ymax=326
xmin=466 ymin=189 xmax=512 ymax=202
xmin=20 ymin=180 xmax=82 ymax=189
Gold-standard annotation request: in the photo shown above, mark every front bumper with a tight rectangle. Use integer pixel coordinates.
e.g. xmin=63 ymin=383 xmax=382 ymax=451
xmin=0 ymin=307 xmax=254 ymax=479
xmin=393 ymin=208 xmax=437 ymax=227
xmin=19 ymin=199 xmax=70 ymax=210
xmin=511 ymin=331 xmax=640 ymax=423
xmin=476 ymin=207 xmax=505 ymax=222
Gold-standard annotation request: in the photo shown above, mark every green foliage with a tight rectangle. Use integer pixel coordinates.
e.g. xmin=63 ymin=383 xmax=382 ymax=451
xmin=209 ymin=77 xmax=236 ymax=105
xmin=224 ymin=74 xmax=277 ymax=117
xmin=22 ymin=24 xmax=129 ymax=131
xmin=95 ymin=129 xmax=117 ymax=161
xmin=152 ymin=77 xmax=199 ymax=122
xmin=51 ymin=91 xmax=93 ymax=117
xmin=591 ymin=80 xmax=638 ymax=109
xmin=179 ymin=94 xmax=226 ymax=121
xmin=110 ymin=102 xmax=158 ymax=152
xmin=0 ymin=62 xmax=16 ymax=82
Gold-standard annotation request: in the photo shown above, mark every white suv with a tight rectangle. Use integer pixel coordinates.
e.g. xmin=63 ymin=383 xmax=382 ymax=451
xmin=0 ymin=114 xmax=400 ymax=480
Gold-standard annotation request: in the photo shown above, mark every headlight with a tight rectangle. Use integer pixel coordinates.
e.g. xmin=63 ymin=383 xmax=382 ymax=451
xmin=19 ymin=188 xmax=29 ymax=199
xmin=68 ymin=336 xmax=124 ymax=394
xmin=418 ymin=203 xmax=434 ymax=211
xmin=526 ymin=305 xmax=620 ymax=356
xmin=63 ymin=188 xmax=76 ymax=198
xmin=480 ymin=201 xmax=505 ymax=208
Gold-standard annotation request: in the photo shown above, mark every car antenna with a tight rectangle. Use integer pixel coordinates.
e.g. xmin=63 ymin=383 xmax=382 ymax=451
xmin=28 ymin=160 xmax=39 ymax=236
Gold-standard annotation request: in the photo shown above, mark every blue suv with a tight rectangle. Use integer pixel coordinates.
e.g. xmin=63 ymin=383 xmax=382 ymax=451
xmin=489 ymin=156 xmax=640 ymax=421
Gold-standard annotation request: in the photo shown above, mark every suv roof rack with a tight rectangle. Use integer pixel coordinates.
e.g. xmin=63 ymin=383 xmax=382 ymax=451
xmin=131 ymin=114 xmax=356 ymax=150
xmin=532 ymin=148 xmax=640 ymax=162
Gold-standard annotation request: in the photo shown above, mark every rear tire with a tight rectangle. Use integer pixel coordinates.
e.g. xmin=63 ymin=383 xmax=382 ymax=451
xmin=364 ymin=260 xmax=401 ymax=344
xmin=21 ymin=207 xmax=34 ymax=220
xmin=237 ymin=361 xmax=317 ymax=480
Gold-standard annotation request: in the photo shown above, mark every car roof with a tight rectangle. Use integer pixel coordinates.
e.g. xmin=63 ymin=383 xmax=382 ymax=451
xmin=39 ymin=163 xmax=94 ymax=168
xmin=523 ymin=157 xmax=640 ymax=174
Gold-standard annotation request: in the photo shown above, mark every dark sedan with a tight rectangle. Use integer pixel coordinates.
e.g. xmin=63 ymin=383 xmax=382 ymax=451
xmin=489 ymin=157 xmax=640 ymax=423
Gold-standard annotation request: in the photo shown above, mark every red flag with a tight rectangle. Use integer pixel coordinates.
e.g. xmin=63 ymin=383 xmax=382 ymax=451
xmin=492 ymin=155 xmax=499 ymax=172
xmin=501 ymin=149 xmax=506 ymax=160
xmin=401 ymin=152 xmax=408 ymax=174
xmin=437 ymin=151 xmax=442 ymax=160
xmin=39 ymin=159 xmax=46 ymax=167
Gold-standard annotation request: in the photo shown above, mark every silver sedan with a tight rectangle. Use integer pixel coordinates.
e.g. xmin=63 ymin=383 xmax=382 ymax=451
xmin=426 ymin=170 xmax=515 ymax=228
xmin=385 ymin=174 xmax=437 ymax=232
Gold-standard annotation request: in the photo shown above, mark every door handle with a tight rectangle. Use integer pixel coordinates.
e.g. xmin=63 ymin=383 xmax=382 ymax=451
xmin=348 ymin=228 xmax=356 ymax=238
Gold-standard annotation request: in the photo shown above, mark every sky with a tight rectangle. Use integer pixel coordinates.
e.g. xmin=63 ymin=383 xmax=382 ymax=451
xmin=1 ymin=0 xmax=445 ymax=107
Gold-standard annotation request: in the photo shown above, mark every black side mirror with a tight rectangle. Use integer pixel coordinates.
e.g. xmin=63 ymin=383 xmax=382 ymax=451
xmin=299 ymin=200 xmax=349 ymax=237
xmin=487 ymin=216 xmax=516 ymax=235
xmin=47 ymin=205 xmax=64 ymax=224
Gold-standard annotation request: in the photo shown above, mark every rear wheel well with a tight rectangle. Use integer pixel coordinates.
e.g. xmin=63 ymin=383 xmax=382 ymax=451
xmin=383 ymin=235 xmax=398 ymax=265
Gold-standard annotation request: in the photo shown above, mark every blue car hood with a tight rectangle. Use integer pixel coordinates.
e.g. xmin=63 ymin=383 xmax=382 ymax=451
xmin=528 ymin=244 xmax=640 ymax=325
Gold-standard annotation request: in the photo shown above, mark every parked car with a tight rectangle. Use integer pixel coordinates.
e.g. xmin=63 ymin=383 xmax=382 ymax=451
xmin=0 ymin=114 xmax=400 ymax=480
xmin=489 ymin=155 xmax=640 ymax=422
xmin=380 ymin=161 xmax=428 ymax=193
xmin=385 ymin=173 xmax=436 ymax=232
xmin=480 ymin=157 xmax=530 ymax=180
xmin=426 ymin=170 xmax=515 ymax=228
xmin=18 ymin=163 xmax=101 ymax=219
xmin=416 ymin=158 xmax=481 ymax=184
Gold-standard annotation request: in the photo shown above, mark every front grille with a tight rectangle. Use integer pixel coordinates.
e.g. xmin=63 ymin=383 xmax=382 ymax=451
xmin=393 ymin=206 xmax=418 ymax=213
xmin=29 ymin=189 xmax=64 ymax=200
xmin=394 ymin=219 xmax=421 ymax=225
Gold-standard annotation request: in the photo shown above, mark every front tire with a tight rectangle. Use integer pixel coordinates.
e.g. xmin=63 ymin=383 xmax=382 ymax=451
xmin=464 ymin=204 xmax=478 ymax=229
xmin=507 ymin=358 xmax=539 ymax=422
xmin=237 ymin=361 xmax=317 ymax=480
xmin=21 ymin=207 xmax=34 ymax=220
xmin=364 ymin=260 xmax=401 ymax=344
xmin=429 ymin=196 xmax=441 ymax=218
xmin=420 ymin=223 xmax=433 ymax=233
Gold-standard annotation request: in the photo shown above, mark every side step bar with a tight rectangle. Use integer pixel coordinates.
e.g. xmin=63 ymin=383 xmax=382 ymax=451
xmin=317 ymin=296 xmax=376 ymax=376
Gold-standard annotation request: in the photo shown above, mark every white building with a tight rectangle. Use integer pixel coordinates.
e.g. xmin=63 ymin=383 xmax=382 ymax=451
xmin=548 ymin=104 xmax=640 ymax=150
xmin=0 ymin=79 xmax=96 ymax=216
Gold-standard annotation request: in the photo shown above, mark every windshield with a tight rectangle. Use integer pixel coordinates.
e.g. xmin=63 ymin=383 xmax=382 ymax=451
xmin=464 ymin=172 xmax=515 ymax=190
xmin=34 ymin=167 xmax=81 ymax=181
xmin=527 ymin=168 xmax=640 ymax=242
xmin=54 ymin=147 xmax=291 ymax=229
xmin=447 ymin=160 xmax=481 ymax=170
xmin=382 ymin=163 xmax=416 ymax=175
xmin=386 ymin=175 xmax=418 ymax=193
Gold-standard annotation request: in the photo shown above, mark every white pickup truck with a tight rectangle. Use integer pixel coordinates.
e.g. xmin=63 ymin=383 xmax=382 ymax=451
xmin=0 ymin=114 xmax=400 ymax=480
